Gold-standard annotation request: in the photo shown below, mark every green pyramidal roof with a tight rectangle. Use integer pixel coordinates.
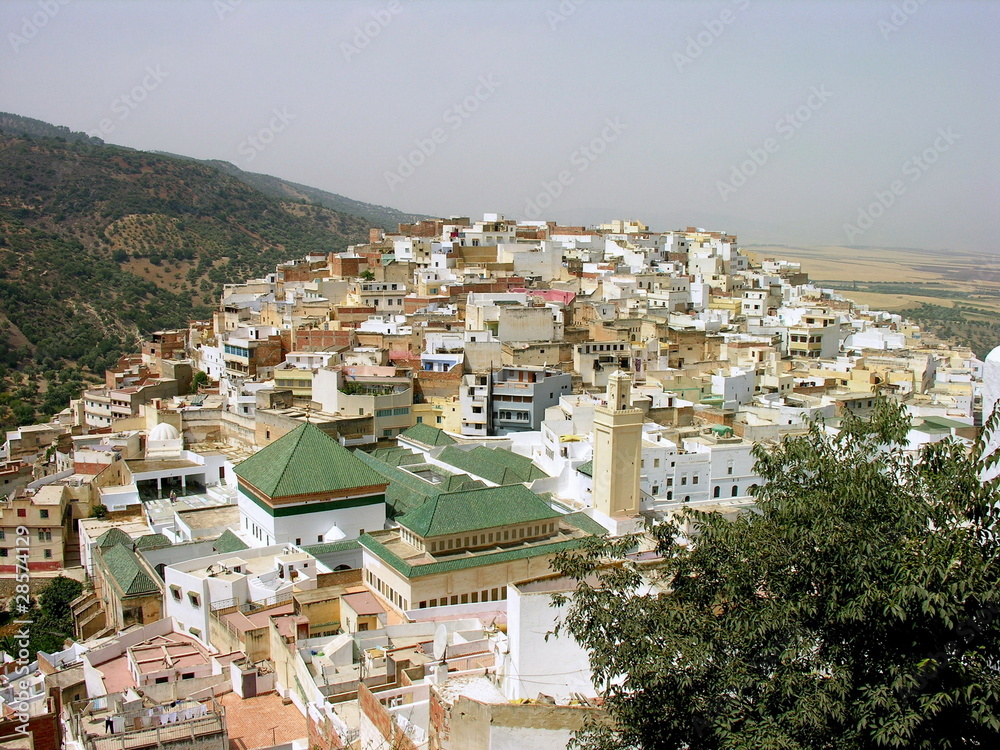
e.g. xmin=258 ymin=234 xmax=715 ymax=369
xmin=96 ymin=527 xmax=132 ymax=548
xmin=397 ymin=484 xmax=560 ymax=538
xmin=235 ymin=423 xmax=387 ymax=499
xmin=400 ymin=423 xmax=456 ymax=447
xmin=101 ymin=544 xmax=159 ymax=596
xmin=213 ymin=529 xmax=250 ymax=554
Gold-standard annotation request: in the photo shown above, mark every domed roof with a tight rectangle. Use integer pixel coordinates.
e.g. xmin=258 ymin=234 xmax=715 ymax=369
xmin=986 ymin=345 xmax=1000 ymax=364
xmin=149 ymin=422 xmax=181 ymax=441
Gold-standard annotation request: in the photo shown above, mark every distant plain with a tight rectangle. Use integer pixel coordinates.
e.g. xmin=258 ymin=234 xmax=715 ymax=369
xmin=744 ymin=245 xmax=1000 ymax=316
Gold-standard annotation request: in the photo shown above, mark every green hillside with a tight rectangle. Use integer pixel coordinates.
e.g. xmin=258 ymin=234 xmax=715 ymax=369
xmin=199 ymin=160 xmax=434 ymax=231
xmin=0 ymin=124 xmax=378 ymax=430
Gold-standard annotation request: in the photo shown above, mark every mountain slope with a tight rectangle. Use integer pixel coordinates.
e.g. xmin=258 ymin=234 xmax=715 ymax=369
xmin=198 ymin=160 xmax=433 ymax=231
xmin=0 ymin=129 xmax=378 ymax=433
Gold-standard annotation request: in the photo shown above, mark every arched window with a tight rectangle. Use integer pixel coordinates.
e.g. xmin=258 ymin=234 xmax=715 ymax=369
xmin=732 ymin=485 xmax=740 ymax=497
xmin=713 ymin=486 xmax=721 ymax=499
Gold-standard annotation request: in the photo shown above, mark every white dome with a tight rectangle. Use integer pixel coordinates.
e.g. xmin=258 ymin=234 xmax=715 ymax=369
xmin=986 ymin=345 xmax=1000 ymax=363
xmin=149 ymin=422 xmax=180 ymax=441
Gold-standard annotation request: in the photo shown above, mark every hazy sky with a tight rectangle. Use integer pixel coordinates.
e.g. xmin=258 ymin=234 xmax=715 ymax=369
xmin=2 ymin=0 xmax=998 ymax=253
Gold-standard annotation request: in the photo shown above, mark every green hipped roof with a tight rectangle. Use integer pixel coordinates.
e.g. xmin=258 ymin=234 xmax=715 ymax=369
xmin=96 ymin=527 xmax=133 ymax=548
xmin=576 ymin=460 xmax=594 ymax=477
xmin=360 ymin=531 xmax=589 ymax=578
xmin=400 ymin=423 xmax=457 ymax=447
xmin=372 ymin=447 xmax=424 ymax=467
xmin=354 ymin=449 xmax=443 ymax=517
xmin=235 ymin=423 xmax=386 ymax=499
xmin=101 ymin=544 xmax=159 ymax=596
xmin=397 ymin=484 xmax=560 ymax=538
xmin=468 ymin=446 xmax=548 ymax=482
xmin=562 ymin=511 xmax=609 ymax=536
xmin=212 ymin=529 xmax=250 ymax=554
xmin=436 ymin=445 xmax=547 ymax=486
xmin=302 ymin=539 xmax=361 ymax=555
xmin=134 ymin=534 xmax=171 ymax=550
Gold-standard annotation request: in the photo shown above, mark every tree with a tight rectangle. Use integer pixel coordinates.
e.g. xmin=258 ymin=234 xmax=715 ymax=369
xmin=552 ymin=399 xmax=1000 ymax=749
xmin=191 ymin=370 xmax=210 ymax=390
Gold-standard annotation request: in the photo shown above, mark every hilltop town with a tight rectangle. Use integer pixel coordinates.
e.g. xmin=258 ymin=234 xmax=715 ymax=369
xmin=0 ymin=214 xmax=991 ymax=749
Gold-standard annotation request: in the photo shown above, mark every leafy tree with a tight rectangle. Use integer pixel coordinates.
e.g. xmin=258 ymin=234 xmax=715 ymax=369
xmin=191 ymin=370 xmax=210 ymax=390
xmin=552 ymin=399 xmax=1000 ymax=749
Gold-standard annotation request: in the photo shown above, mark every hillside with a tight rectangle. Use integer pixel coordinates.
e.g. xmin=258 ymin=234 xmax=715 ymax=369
xmin=0 ymin=126 xmax=379 ymax=430
xmin=198 ymin=160 xmax=433 ymax=231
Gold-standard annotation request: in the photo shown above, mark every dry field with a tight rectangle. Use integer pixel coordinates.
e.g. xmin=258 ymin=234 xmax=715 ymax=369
xmin=745 ymin=245 xmax=1000 ymax=313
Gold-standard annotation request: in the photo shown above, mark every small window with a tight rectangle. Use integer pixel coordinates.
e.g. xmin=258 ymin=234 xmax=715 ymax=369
xmin=295 ymin=538 xmax=301 ymax=546
xmin=40 ymin=509 xmax=49 ymax=519
xmin=155 ymin=677 xmax=169 ymax=684
xmin=44 ymin=549 xmax=52 ymax=559
xmin=189 ymin=593 xmax=201 ymax=608
xmin=0 ymin=549 xmax=8 ymax=557
xmin=16 ymin=509 xmax=26 ymax=518
xmin=182 ymin=672 xmax=195 ymax=680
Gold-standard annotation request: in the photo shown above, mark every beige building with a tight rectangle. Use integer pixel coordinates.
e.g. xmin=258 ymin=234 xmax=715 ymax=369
xmin=0 ymin=485 xmax=70 ymax=574
xmin=359 ymin=484 xmax=601 ymax=612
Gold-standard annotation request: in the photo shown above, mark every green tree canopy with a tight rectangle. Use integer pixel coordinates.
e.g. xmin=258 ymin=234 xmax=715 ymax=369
xmin=552 ymin=400 xmax=1000 ymax=749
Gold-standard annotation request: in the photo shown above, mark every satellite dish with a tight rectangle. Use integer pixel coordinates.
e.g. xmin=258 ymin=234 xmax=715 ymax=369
xmin=432 ymin=624 xmax=447 ymax=661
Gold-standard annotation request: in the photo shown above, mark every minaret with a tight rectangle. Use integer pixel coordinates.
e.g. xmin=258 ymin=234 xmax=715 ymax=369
xmin=592 ymin=370 xmax=643 ymax=518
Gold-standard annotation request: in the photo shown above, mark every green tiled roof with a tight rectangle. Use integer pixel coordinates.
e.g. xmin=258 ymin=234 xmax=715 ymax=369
xmin=468 ymin=446 xmax=548 ymax=482
xmin=562 ymin=511 xmax=609 ymax=536
xmin=354 ymin=449 xmax=442 ymax=517
xmin=101 ymin=544 xmax=159 ymax=596
xmin=302 ymin=539 xmax=361 ymax=555
xmin=400 ymin=423 xmax=456 ymax=447
xmin=235 ymin=423 xmax=387 ymax=499
xmin=360 ymin=531 xmax=589 ymax=578
xmin=397 ymin=484 xmax=560 ymax=538
xmin=372 ymin=447 xmax=424 ymax=467
xmin=134 ymin=534 xmax=171 ymax=550
xmin=212 ymin=529 xmax=250 ymax=554
xmin=435 ymin=446 xmax=518 ymax=485
xmin=576 ymin=460 xmax=593 ymax=477
xmin=96 ymin=527 xmax=132 ymax=549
